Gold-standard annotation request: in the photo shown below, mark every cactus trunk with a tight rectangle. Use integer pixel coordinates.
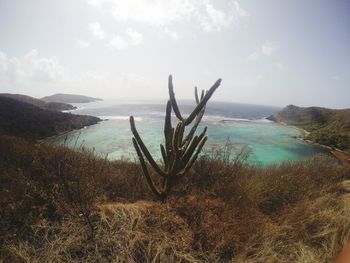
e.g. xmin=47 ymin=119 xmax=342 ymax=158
xmin=130 ymin=75 xmax=221 ymax=201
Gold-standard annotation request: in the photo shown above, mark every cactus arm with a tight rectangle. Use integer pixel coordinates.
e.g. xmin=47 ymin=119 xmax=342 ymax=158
xmin=181 ymin=136 xmax=199 ymax=163
xmin=173 ymin=122 xmax=185 ymax=149
xmin=130 ymin=116 xmax=167 ymax=177
xmin=182 ymin=127 xmax=207 ymax=164
xmin=160 ymin=144 xmax=167 ymax=167
xmin=183 ymin=87 xmax=206 ymax=142
xmin=182 ymin=123 xmax=206 ymax=150
xmin=132 ymin=138 xmax=162 ymax=197
xmin=195 ymin=87 xmax=204 ymax=104
xmin=170 ymin=128 xmax=175 ymax=151
xmin=200 ymin=89 xmax=205 ymax=100
xmin=195 ymin=86 xmax=200 ymax=104
xmin=164 ymin=100 xmax=172 ymax=154
xmin=172 ymin=122 xmax=182 ymax=149
xmin=167 ymin=149 xmax=176 ymax=173
xmin=184 ymin=106 xmax=206 ymax=143
xmin=170 ymin=145 xmax=181 ymax=174
xmin=179 ymin=136 xmax=208 ymax=177
xmin=198 ymin=126 xmax=207 ymax=142
xmin=177 ymin=124 xmax=185 ymax=149
xmin=168 ymin=75 xmax=183 ymax=121
xmin=182 ymin=133 xmax=192 ymax=148
xmin=185 ymin=79 xmax=221 ymax=125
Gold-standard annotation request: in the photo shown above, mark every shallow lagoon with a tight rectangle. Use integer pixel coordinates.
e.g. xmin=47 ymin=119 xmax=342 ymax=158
xmin=48 ymin=104 xmax=328 ymax=166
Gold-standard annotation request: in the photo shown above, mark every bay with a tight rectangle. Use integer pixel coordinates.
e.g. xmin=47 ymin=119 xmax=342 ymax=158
xmin=48 ymin=100 xmax=328 ymax=165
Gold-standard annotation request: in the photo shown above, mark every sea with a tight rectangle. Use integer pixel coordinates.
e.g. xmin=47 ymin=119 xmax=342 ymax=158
xmin=47 ymin=100 xmax=328 ymax=166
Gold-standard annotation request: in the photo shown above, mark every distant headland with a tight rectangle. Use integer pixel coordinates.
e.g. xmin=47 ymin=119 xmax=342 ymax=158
xmin=0 ymin=94 xmax=101 ymax=141
xmin=268 ymin=104 xmax=350 ymax=155
xmin=0 ymin=93 xmax=76 ymax=111
xmin=42 ymin=93 xmax=102 ymax=104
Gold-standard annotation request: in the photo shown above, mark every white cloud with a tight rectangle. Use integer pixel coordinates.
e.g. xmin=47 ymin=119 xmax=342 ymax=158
xmin=0 ymin=49 xmax=100 ymax=93
xmin=109 ymin=28 xmax=144 ymax=50
xmin=106 ymin=0 xmax=193 ymax=26
xmin=198 ymin=4 xmax=231 ymax=32
xmin=163 ymin=27 xmax=179 ymax=40
xmin=247 ymin=41 xmax=279 ymax=62
xmin=126 ymin=28 xmax=144 ymax=46
xmin=197 ymin=1 xmax=249 ymax=32
xmin=0 ymin=49 xmax=151 ymax=99
xmin=233 ymin=1 xmax=249 ymax=17
xmin=87 ymin=0 xmax=248 ymax=32
xmin=246 ymin=52 xmax=260 ymax=62
xmin=261 ymin=41 xmax=278 ymax=56
xmin=76 ymin=39 xmax=90 ymax=48
xmin=88 ymin=22 xmax=106 ymax=40
xmin=0 ymin=49 xmax=65 ymax=85
xmin=109 ymin=35 xmax=129 ymax=50
xmin=86 ymin=0 xmax=105 ymax=8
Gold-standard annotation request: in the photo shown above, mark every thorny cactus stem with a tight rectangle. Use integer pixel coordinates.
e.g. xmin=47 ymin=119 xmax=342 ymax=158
xmin=130 ymin=75 xmax=221 ymax=201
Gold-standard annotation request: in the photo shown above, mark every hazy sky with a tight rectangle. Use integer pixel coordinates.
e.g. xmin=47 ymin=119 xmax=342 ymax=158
xmin=0 ymin=0 xmax=349 ymax=108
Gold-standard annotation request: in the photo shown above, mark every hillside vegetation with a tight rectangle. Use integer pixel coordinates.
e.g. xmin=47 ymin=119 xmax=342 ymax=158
xmin=42 ymin=93 xmax=102 ymax=103
xmin=0 ymin=93 xmax=76 ymax=111
xmin=0 ymin=97 xmax=100 ymax=140
xmin=1 ymin=134 xmax=350 ymax=262
xmin=268 ymin=104 xmax=350 ymax=153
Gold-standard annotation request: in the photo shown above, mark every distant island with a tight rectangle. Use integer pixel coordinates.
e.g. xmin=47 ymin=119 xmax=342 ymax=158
xmin=268 ymin=104 xmax=350 ymax=154
xmin=42 ymin=93 xmax=102 ymax=103
xmin=0 ymin=96 xmax=101 ymax=140
xmin=0 ymin=93 xmax=76 ymax=111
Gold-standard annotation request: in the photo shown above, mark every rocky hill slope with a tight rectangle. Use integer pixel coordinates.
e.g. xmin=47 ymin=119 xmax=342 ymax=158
xmin=268 ymin=104 xmax=350 ymax=153
xmin=0 ymin=96 xmax=100 ymax=140
xmin=0 ymin=93 xmax=76 ymax=111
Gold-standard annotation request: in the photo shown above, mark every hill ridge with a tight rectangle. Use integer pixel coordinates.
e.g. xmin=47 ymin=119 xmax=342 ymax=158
xmin=0 ymin=96 xmax=100 ymax=140
xmin=0 ymin=93 xmax=76 ymax=111
xmin=42 ymin=93 xmax=102 ymax=103
xmin=268 ymin=105 xmax=350 ymax=153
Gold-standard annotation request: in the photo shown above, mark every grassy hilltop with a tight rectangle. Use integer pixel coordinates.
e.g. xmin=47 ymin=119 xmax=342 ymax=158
xmin=1 ymin=134 xmax=350 ymax=262
xmin=268 ymin=104 xmax=350 ymax=153
xmin=1 ymin=97 xmax=350 ymax=262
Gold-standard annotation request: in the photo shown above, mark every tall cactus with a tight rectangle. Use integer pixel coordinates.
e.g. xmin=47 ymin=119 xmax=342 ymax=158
xmin=130 ymin=75 xmax=221 ymax=201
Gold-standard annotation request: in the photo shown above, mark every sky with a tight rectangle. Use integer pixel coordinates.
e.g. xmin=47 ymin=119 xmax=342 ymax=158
xmin=0 ymin=0 xmax=349 ymax=108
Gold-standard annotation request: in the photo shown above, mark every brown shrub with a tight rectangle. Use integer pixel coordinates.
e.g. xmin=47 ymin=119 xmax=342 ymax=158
xmin=2 ymin=134 xmax=350 ymax=262
xmin=6 ymin=201 xmax=197 ymax=263
xmin=171 ymin=194 xmax=270 ymax=262
xmin=233 ymin=194 xmax=350 ymax=263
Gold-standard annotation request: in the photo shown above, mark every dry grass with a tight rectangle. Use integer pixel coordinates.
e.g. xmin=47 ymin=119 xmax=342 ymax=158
xmin=6 ymin=202 xmax=197 ymax=263
xmin=1 ymin=134 xmax=350 ymax=262
xmin=233 ymin=193 xmax=350 ymax=263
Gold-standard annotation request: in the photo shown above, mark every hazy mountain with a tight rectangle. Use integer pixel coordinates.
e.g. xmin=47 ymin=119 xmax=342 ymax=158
xmin=0 ymin=93 xmax=76 ymax=111
xmin=42 ymin=93 xmax=102 ymax=103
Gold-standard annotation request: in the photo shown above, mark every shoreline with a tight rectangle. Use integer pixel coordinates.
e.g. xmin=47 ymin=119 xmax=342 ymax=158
xmin=38 ymin=119 xmax=103 ymax=145
xmin=41 ymin=116 xmax=350 ymax=164
xmin=276 ymin=121 xmax=350 ymax=163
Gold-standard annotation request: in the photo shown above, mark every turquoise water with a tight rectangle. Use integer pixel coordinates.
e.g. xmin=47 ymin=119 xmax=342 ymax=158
xmin=48 ymin=102 xmax=328 ymax=166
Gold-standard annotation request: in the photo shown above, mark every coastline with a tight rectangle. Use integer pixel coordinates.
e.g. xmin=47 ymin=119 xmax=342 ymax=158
xmin=275 ymin=121 xmax=350 ymax=163
xmin=38 ymin=129 xmax=75 ymax=144
xmin=38 ymin=118 xmax=103 ymax=145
